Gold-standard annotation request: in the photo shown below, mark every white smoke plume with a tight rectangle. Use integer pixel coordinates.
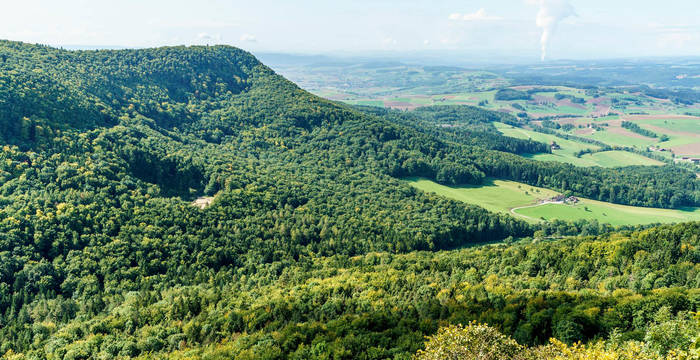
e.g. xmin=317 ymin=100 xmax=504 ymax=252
xmin=534 ymin=0 xmax=575 ymax=61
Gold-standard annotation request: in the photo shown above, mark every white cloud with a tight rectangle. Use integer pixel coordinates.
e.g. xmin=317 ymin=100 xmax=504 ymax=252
xmin=648 ymin=23 xmax=700 ymax=34
xmin=197 ymin=32 xmax=221 ymax=41
xmin=440 ymin=37 xmax=460 ymax=45
xmin=657 ymin=31 xmax=697 ymax=49
xmin=382 ymin=37 xmax=397 ymax=45
xmin=449 ymin=9 xmax=502 ymax=22
xmin=240 ymin=33 xmax=257 ymax=42
xmin=148 ymin=19 xmax=239 ymax=29
xmin=646 ymin=23 xmax=700 ymax=50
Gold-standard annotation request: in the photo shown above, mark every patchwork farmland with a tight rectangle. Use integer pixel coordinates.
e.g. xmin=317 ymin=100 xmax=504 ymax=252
xmin=331 ymin=84 xmax=700 ymax=168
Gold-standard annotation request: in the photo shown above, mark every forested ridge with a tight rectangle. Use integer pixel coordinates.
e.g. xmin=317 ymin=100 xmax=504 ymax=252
xmin=0 ymin=41 xmax=698 ymax=359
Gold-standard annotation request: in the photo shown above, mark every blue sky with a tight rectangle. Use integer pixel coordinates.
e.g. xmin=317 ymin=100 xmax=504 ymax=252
xmin=1 ymin=0 xmax=699 ymax=60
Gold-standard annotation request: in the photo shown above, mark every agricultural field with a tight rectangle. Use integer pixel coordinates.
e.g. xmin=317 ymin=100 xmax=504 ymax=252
xmin=525 ymin=150 xmax=665 ymax=168
xmin=494 ymin=123 xmax=664 ymax=167
xmin=584 ymin=128 xmax=656 ymax=148
xmin=277 ymin=60 xmax=700 ymax=164
xmin=269 ymin=61 xmax=509 ymax=105
xmin=405 ymin=177 xmax=558 ymax=217
xmin=336 ymin=85 xmax=700 ymax=160
xmin=632 ymin=116 xmax=700 ymax=156
xmin=341 ymin=90 xmax=498 ymax=110
xmin=494 ymin=122 xmax=594 ymax=151
xmin=407 ymin=177 xmax=700 ymax=225
xmin=341 ymin=86 xmax=597 ymax=113
xmin=552 ymin=115 xmax=700 ymax=157
xmin=515 ymin=199 xmax=700 ymax=226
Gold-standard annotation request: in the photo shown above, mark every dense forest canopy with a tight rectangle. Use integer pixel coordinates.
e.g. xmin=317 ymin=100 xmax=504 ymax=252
xmin=0 ymin=41 xmax=698 ymax=359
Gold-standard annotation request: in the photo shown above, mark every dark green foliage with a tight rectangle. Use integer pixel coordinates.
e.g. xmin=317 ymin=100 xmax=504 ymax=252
xmin=0 ymin=41 xmax=698 ymax=359
xmin=635 ymin=86 xmax=700 ymax=105
xmin=0 ymin=41 xmax=257 ymax=147
xmin=541 ymin=120 xmax=561 ymax=129
xmin=495 ymin=89 xmax=532 ymax=101
xmin=412 ymin=105 xmax=518 ymax=125
xmin=554 ymin=93 xmax=586 ymax=104
xmin=621 ymin=120 xmax=658 ymax=138
xmin=363 ymin=105 xmax=549 ymax=156
xmin=561 ymin=123 xmax=575 ymax=132
xmin=3 ymin=218 xmax=697 ymax=358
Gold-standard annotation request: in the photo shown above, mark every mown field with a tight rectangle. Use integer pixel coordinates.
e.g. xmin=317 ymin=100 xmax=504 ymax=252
xmin=552 ymin=116 xmax=700 ymax=157
xmin=405 ymin=177 xmax=558 ymax=217
xmin=526 ymin=150 xmax=665 ymax=167
xmin=514 ymin=198 xmax=700 ymax=226
xmin=407 ymin=177 xmax=700 ymax=225
xmin=494 ymin=123 xmax=665 ymax=167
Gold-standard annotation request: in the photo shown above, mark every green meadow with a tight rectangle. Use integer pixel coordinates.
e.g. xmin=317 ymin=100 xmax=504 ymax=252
xmin=405 ymin=177 xmax=558 ymax=217
xmin=495 ymin=122 xmax=597 ymax=152
xmin=526 ymin=150 xmax=664 ymax=168
xmin=515 ymin=198 xmax=700 ymax=226
xmin=406 ymin=177 xmax=700 ymax=225
xmin=584 ymin=130 xmax=656 ymax=148
xmin=639 ymin=117 xmax=700 ymax=135
xmin=495 ymin=123 xmax=662 ymax=167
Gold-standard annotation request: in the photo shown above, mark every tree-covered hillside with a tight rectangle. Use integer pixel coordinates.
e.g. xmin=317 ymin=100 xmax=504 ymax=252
xmin=0 ymin=41 xmax=698 ymax=359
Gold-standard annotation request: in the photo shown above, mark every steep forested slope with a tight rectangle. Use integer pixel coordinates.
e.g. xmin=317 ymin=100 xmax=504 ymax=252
xmin=0 ymin=41 xmax=698 ymax=359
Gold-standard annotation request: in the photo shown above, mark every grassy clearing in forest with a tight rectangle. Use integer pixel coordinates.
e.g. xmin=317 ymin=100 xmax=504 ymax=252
xmin=406 ymin=177 xmax=700 ymax=225
xmin=495 ymin=123 xmax=662 ymax=167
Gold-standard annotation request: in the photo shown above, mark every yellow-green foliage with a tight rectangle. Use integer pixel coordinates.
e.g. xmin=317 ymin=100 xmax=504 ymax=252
xmin=414 ymin=321 xmax=700 ymax=360
xmin=415 ymin=322 xmax=525 ymax=360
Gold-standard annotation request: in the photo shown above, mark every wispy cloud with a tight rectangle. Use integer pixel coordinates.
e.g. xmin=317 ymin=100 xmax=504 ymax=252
xmin=239 ymin=33 xmax=257 ymax=42
xmin=382 ymin=37 xmax=398 ymax=47
xmin=448 ymin=9 xmax=502 ymax=22
xmin=656 ymin=30 xmax=697 ymax=49
xmin=646 ymin=23 xmax=700 ymax=49
xmin=197 ymin=32 xmax=221 ymax=42
xmin=648 ymin=23 xmax=700 ymax=34
xmin=148 ymin=19 xmax=240 ymax=29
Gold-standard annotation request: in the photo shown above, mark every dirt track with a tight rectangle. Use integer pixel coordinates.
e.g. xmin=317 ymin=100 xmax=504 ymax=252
xmin=510 ymin=201 xmax=564 ymax=222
